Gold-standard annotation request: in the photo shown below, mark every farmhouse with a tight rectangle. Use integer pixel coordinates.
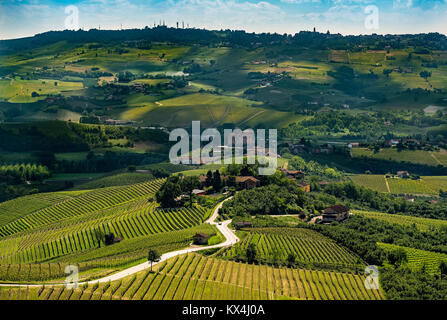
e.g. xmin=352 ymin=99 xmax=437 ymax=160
xmin=236 ymin=176 xmax=260 ymax=189
xmin=193 ymin=233 xmax=210 ymax=245
xmin=199 ymin=175 xmax=207 ymax=184
xmin=105 ymin=119 xmax=137 ymax=126
xmin=297 ymin=182 xmax=311 ymax=193
xmin=192 ymin=189 xmax=206 ymax=196
xmin=318 ymin=181 xmax=330 ymax=188
xmin=348 ymin=143 xmax=359 ymax=148
xmin=291 ymin=144 xmax=306 ymax=154
xmin=402 ymin=139 xmax=421 ymax=146
xmin=397 ymin=171 xmax=410 ymax=179
xmin=322 ymin=205 xmax=350 ymax=224
xmin=384 ymin=139 xmax=400 ymax=147
xmin=199 ymin=174 xmax=261 ymax=190
xmin=280 ymin=168 xmax=305 ymax=180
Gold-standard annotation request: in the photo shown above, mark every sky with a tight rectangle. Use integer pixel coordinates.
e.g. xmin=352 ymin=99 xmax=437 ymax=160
xmin=0 ymin=0 xmax=446 ymax=40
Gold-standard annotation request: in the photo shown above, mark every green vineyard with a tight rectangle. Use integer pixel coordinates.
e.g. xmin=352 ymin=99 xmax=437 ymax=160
xmin=0 ymin=224 xmax=218 ymax=282
xmin=0 ymin=180 xmax=165 ymax=236
xmin=0 ymin=179 xmax=211 ymax=265
xmin=0 ymin=254 xmax=384 ymax=300
xmin=74 ymin=172 xmax=156 ymax=190
xmin=354 ymin=210 xmax=447 ymax=231
xmin=378 ymin=243 xmax=447 ymax=274
xmin=220 ymin=228 xmax=362 ymax=269
xmin=350 ymin=175 xmax=389 ymax=193
xmin=0 ymin=192 xmax=76 ymax=227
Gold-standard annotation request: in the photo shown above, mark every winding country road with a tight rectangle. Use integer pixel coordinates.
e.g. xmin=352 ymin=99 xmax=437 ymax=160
xmin=0 ymin=198 xmax=238 ymax=288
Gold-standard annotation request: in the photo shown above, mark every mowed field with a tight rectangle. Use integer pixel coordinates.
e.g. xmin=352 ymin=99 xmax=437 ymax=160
xmin=0 ymin=254 xmax=384 ymax=300
xmin=378 ymin=243 xmax=447 ymax=275
xmin=350 ymin=174 xmax=447 ymax=195
xmin=221 ymin=228 xmax=362 ymax=269
xmin=0 ymin=78 xmax=83 ymax=103
xmin=119 ymin=92 xmax=302 ymax=128
xmin=353 ymin=210 xmax=447 ymax=232
xmin=352 ymin=148 xmax=447 ymax=167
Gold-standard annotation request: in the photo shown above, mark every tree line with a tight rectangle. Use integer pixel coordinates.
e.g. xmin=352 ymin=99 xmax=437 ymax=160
xmin=0 ymin=163 xmax=50 ymax=183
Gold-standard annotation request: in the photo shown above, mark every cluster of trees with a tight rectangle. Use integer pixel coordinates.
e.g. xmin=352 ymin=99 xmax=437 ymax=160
xmin=69 ymin=122 xmax=169 ymax=148
xmin=0 ymin=121 xmax=169 ymax=154
xmin=155 ymin=175 xmax=200 ymax=208
xmin=319 ymin=151 xmax=447 ymax=176
xmin=223 ymin=166 xmax=447 ymax=222
xmin=32 ymin=68 xmax=113 ymax=81
xmin=0 ymin=121 xmax=88 ymax=153
xmin=316 ymin=215 xmax=447 ymax=263
xmin=93 ymin=229 xmax=124 ymax=248
xmin=0 ymin=163 xmax=50 ymax=183
xmin=220 ymin=184 xmax=316 ymax=218
xmin=323 ymin=181 xmax=447 ymax=220
xmin=183 ymin=63 xmax=201 ymax=74
xmin=117 ymin=71 xmax=136 ymax=83
xmin=281 ymin=110 xmax=447 ymax=141
xmin=231 ymin=242 xmax=305 ymax=268
xmin=55 ymin=151 xmax=167 ymax=173
xmin=380 ymin=267 xmax=447 ymax=300
xmin=221 ymin=163 xmax=260 ymax=177
xmin=0 ymin=184 xmax=38 ymax=203
xmin=287 ymin=155 xmax=343 ymax=180
xmin=203 ymin=170 xmax=222 ymax=193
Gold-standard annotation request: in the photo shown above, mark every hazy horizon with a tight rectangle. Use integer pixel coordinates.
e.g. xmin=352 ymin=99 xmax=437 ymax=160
xmin=2 ymin=25 xmax=447 ymax=42
xmin=1 ymin=0 xmax=446 ymax=41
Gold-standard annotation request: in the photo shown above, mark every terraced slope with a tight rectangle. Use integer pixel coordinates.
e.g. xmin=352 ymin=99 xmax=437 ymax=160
xmin=0 ymin=192 xmax=77 ymax=227
xmin=0 ymin=179 xmax=211 ymax=264
xmin=0 ymin=180 xmax=164 ymax=237
xmin=354 ymin=210 xmax=447 ymax=231
xmin=0 ymin=224 xmax=218 ymax=282
xmin=378 ymin=243 xmax=447 ymax=274
xmin=0 ymin=254 xmax=384 ymax=300
xmin=221 ymin=228 xmax=362 ymax=269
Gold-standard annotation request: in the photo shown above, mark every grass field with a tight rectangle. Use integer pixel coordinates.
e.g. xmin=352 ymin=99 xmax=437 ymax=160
xmin=0 ymin=78 xmax=83 ymax=103
xmin=352 ymin=148 xmax=443 ymax=167
xmin=378 ymin=243 xmax=447 ymax=275
xmin=353 ymin=210 xmax=447 ymax=231
xmin=351 ymin=174 xmax=447 ymax=195
xmin=350 ymin=175 xmax=390 ymax=193
xmin=221 ymin=228 xmax=362 ymax=270
xmin=0 ymin=254 xmax=384 ymax=300
xmin=387 ymin=177 xmax=436 ymax=194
